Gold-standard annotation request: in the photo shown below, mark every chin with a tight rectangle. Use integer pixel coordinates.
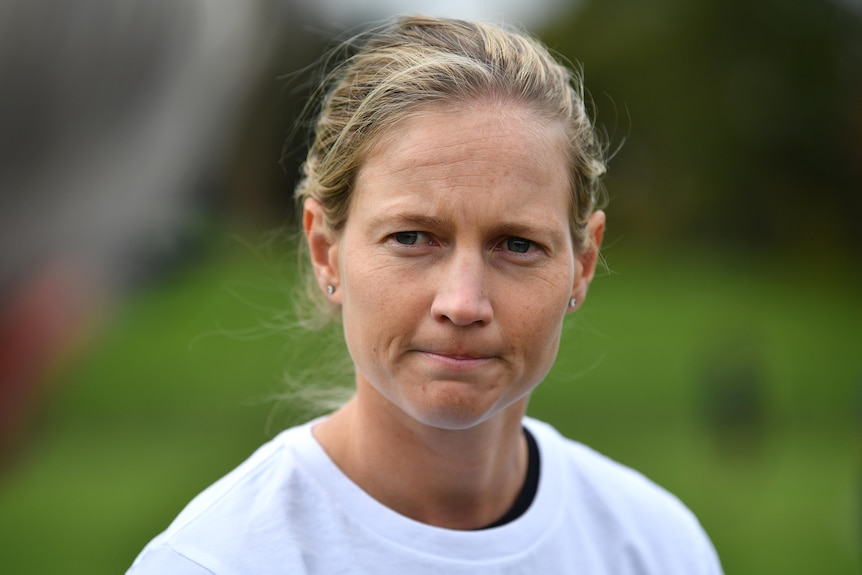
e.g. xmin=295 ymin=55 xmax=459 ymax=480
xmin=402 ymin=388 xmax=523 ymax=432
xmin=411 ymin=409 xmax=491 ymax=431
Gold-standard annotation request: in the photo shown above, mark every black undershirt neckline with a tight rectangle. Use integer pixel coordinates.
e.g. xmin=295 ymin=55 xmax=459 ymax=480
xmin=476 ymin=426 xmax=540 ymax=530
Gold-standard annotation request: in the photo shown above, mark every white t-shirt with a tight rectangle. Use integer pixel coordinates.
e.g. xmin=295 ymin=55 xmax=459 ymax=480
xmin=127 ymin=417 xmax=723 ymax=574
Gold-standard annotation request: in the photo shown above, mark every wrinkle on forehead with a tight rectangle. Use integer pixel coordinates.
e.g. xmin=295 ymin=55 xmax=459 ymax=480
xmin=360 ymin=99 xmax=569 ymax=176
xmin=362 ymin=107 xmax=567 ymax=186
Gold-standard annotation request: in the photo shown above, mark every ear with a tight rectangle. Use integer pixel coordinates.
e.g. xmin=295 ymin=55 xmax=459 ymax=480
xmin=569 ymin=210 xmax=605 ymax=312
xmin=303 ymin=197 xmax=342 ymax=304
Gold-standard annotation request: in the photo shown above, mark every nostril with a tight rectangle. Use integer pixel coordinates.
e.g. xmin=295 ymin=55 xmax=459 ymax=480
xmin=431 ymin=289 xmax=492 ymax=327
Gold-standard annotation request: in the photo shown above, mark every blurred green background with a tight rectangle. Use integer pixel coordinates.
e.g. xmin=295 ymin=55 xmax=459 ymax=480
xmin=1 ymin=0 xmax=860 ymax=573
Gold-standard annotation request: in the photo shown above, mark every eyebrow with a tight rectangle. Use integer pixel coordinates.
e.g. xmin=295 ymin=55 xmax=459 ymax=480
xmin=368 ymin=212 xmax=450 ymax=231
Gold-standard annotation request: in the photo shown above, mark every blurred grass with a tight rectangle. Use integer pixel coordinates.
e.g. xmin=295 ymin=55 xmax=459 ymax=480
xmin=0 ymin=237 xmax=859 ymax=574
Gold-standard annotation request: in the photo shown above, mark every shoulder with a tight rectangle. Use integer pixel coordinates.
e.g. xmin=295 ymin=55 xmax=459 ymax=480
xmin=127 ymin=543 xmax=215 ymax=575
xmin=127 ymin=421 xmax=321 ymax=574
xmin=524 ymin=417 xmax=723 ymax=574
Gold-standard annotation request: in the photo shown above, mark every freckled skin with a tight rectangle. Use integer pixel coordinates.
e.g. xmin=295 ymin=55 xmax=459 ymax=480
xmin=331 ymin=103 xmax=582 ymax=431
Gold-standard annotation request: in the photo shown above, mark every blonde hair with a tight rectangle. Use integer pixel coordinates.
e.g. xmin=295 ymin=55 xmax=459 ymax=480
xmin=293 ymin=15 xmax=606 ymax=324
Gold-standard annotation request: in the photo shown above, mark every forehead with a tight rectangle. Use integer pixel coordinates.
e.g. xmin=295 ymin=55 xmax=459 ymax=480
xmin=348 ymin=102 xmax=573 ymax=235
xmin=365 ymin=100 xmax=568 ymax=169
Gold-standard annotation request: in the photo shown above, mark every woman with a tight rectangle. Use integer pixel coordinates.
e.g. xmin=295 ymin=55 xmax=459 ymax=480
xmin=128 ymin=15 xmax=723 ymax=574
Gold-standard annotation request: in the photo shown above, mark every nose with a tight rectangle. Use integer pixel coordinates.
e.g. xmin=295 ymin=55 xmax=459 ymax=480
xmin=430 ymin=252 xmax=493 ymax=327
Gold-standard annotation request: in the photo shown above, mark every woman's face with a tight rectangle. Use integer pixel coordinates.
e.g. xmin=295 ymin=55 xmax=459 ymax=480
xmin=306 ymin=102 xmax=603 ymax=431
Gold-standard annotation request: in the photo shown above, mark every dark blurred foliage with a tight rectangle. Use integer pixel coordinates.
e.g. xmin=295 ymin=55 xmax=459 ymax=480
xmin=539 ymin=0 xmax=862 ymax=255
xmin=222 ymin=8 xmax=332 ymax=229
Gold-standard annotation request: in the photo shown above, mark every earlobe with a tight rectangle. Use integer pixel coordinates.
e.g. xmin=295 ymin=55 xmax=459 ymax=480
xmin=570 ymin=210 xmax=606 ymax=310
xmin=303 ymin=198 xmax=341 ymax=302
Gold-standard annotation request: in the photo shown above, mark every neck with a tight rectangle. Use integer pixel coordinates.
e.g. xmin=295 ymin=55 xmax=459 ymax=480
xmin=313 ymin=382 xmax=530 ymax=530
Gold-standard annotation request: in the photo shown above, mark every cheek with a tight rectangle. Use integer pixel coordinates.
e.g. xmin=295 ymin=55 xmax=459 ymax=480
xmin=508 ymin=285 xmax=568 ymax=360
xmin=345 ymin=258 xmax=417 ymax=312
xmin=526 ymin=312 xmax=565 ymax=360
xmin=340 ymin=259 xmax=421 ymax=355
xmin=521 ymin=319 xmax=565 ymax=390
xmin=341 ymin=269 xmax=383 ymax=344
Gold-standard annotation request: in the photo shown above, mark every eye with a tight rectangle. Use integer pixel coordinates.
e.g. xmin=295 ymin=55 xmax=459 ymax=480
xmin=386 ymin=230 xmax=435 ymax=251
xmin=504 ymin=237 xmax=534 ymax=254
xmin=394 ymin=231 xmax=421 ymax=245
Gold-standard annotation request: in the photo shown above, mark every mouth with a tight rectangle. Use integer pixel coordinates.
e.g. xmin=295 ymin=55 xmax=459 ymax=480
xmin=416 ymin=349 xmax=496 ymax=371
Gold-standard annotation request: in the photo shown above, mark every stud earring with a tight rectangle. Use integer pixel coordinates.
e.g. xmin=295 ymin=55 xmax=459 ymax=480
xmin=569 ymin=297 xmax=577 ymax=308
xmin=326 ymin=284 xmax=335 ymax=295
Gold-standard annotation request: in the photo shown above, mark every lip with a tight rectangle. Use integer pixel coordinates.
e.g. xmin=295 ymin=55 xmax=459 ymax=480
xmin=417 ymin=350 xmax=495 ymax=371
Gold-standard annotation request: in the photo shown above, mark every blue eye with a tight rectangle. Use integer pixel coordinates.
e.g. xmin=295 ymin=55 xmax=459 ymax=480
xmin=505 ymin=237 xmax=532 ymax=253
xmin=394 ymin=232 xmax=419 ymax=245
